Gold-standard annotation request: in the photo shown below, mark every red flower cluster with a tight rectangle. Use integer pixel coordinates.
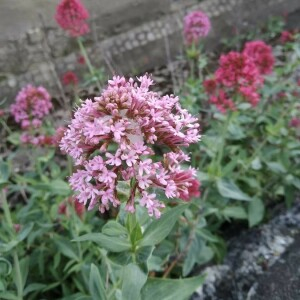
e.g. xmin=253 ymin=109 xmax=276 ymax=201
xmin=204 ymin=51 xmax=264 ymax=112
xmin=58 ymin=196 xmax=85 ymax=219
xmin=62 ymin=71 xmax=79 ymax=86
xmin=243 ymin=40 xmax=274 ymax=75
xmin=55 ymin=0 xmax=90 ymax=37
xmin=204 ymin=40 xmax=275 ymax=113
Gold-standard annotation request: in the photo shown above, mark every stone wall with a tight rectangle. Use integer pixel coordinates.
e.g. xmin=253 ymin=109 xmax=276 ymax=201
xmin=0 ymin=0 xmax=300 ymax=103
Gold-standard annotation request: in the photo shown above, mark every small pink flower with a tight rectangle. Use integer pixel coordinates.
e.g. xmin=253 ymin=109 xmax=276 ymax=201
xmin=184 ymin=10 xmax=211 ymax=45
xmin=55 ymin=0 xmax=90 ymax=37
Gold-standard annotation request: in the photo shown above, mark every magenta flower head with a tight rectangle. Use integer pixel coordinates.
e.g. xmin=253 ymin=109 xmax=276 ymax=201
xmin=60 ymin=75 xmax=201 ymax=218
xmin=55 ymin=0 xmax=90 ymax=37
xmin=10 ymin=85 xmax=52 ymax=129
xmin=184 ymin=10 xmax=211 ymax=45
xmin=243 ymin=40 xmax=274 ymax=75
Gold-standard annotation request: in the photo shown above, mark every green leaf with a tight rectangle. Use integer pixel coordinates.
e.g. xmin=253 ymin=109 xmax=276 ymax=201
xmin=0 ymin=161 xmax=10 ymax=187
xmin=266 ymin=162 xmax=287 ymax=174
xmin=23 ymin=283 xmax=47 ymax=296
xmin=50 ymin=179 xmax=71 ymax=196
xmin=248 ymin=198 xmax=265 ymax=227
xmin=102 ymin=221 xmax=128 ymax=237
xmin=183 ymin=236 xmax=202 ymax=276
xmin=0 ymin=258 xmax=12 ymax=276
xmin=222 ymin=206 xmax=248 ymax=220
xmin=126 ymin=214 xmax=143 ymax=245
xmin=33 ymin=179 xmax=70 ymax=196
xmin=6 ymin=132 xmax=21 ymax=145
xmin=121 ymin=264 xmax=147 ymax=300
xmin=0 ymin=291 xmax=19 ymax=300
xmin=228 ymin=123 xmax=245 ymax=140
xmin=73 ymin=233 xmax=131 ymax=253
xmin=17 ymin=222 xmax=34 ymax=242
xmin=141 ymin=275 xmax=205 ymax=300
xmin=89 ymin=264 xmax=107 ymax=300
xmin=54 ymin=238 xmax=79 ymax=261
xmin=217 ymin=179 xmax=251 ymax=201
xmin=0 ymin=240 xmax=19 ymax=253
xmin=139 ymin=204 xmax=188 ymax=247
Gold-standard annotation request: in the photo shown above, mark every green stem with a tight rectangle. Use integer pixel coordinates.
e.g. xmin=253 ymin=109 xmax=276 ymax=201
xmin=2 ymin=189 xmax=13 ymax=228
xmin=213 ymin=114 xmax=230 ymax=176
xmin=1 ymin=189 xmax=23 ymax=300
xmin=77 ymin=38 xmax=102 ymax=91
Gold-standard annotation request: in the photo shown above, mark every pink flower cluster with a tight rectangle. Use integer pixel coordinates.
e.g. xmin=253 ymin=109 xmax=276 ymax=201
xmin=61 ymin=75 xmax=201 ymax=218
xmin=20 ymin=127 xmax=66 ymax=147
xmin=184 ymin=10 xmax=211 ymax=45
xmin=62 ymin=71 xmax=79 ymax=86
xmin=243 ymin=41 xmax=274 ymax=75
xmin=55 ymin=0 xmax=90 ymax=37
xmin=10 ymin=85 xmax=52 ymax=129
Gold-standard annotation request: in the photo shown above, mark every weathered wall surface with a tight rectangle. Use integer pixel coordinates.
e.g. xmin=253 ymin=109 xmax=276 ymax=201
xmin=0 ymin=0 xmax=300 ymax=103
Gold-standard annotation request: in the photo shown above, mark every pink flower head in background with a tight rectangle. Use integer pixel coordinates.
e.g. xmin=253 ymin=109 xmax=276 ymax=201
xmin=55 ymin=0 xmax=90 ymax=37
xmin=61 ymin=75 xmax=201 ymax=218
xmin=184 ymin=10 xmax=211 ymax=45
xmin=280 ymin=31 xmax=294 ymax=44
xmin=62 ymin=71 xmax=79 ymax=86
xmin=243 ymin=40 xmax=274 ymax=75
xmin=10 ymin=85 xmax=52 ymax=129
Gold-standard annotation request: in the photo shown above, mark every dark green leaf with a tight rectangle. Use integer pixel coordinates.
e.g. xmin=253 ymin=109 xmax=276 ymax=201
xmin=248 ymin=198 xmax=265 ymax=227
xmin=141 ymin=275 xmax=205 ymax=300
xmin=73 ymin=233 xmax=131 ymax=253
xmin=139 ymin=205 xmax=188 ymax=247
xmin=89 ymin=264 xmax=107 ymax=300
xmin=102 ymin=221 xmax=128 ymax=237
xmin=217 ymin=179 xmax=251 ymax=201
xmin=54 ymin=239 xmax=79 ymax=261
xmin=222 ymin=206 xmax=248 ymax=220
xmin=121 ymin=264 xmax=147 ymax=300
